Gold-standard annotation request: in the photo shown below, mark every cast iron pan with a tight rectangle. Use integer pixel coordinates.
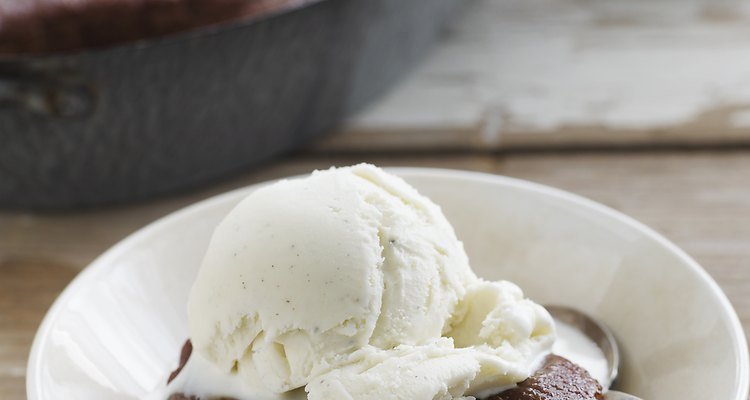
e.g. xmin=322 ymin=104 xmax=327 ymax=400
xmin=0 ymin=0 xmax=458 ymax=209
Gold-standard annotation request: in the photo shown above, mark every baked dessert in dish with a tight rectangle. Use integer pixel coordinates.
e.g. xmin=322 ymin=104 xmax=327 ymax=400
xmin=148 ymin=164 xmax=609 ymax=400
xmin=0 ymin=0 xmax=313 ymax=54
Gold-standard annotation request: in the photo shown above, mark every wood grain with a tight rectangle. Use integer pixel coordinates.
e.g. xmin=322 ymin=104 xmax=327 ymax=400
xmin=321 ymin=0 xmax=750 ymax=152
xmin=0 ymin=259 xmax=79 ymax=399
xmin=2 ymin=151 xmax=749 ymax=398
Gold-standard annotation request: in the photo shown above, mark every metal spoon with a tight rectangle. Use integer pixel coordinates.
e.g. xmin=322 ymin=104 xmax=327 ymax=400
xmin=544 ymin=305 xmax=644 ymax=400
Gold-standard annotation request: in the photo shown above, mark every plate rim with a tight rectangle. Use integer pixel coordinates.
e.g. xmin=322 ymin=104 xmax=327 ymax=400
xmin=26 ymin=167 xmax=750 ymax=400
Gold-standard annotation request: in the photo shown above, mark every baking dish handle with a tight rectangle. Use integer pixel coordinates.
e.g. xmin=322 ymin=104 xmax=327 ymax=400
xmin=0 ymin=66 xmax=96 ymax=118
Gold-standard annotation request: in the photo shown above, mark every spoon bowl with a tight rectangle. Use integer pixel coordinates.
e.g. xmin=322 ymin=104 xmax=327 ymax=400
xmin=545 ymin=305 xmax=643 ymax=400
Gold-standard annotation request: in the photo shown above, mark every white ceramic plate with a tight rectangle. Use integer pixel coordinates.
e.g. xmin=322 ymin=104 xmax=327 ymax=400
xmin=28 ymin=168 xmax=749 ymax=400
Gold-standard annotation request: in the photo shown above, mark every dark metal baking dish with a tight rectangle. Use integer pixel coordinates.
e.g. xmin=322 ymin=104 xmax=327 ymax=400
xmin=0 ymin=0 xmax=458 ymax=209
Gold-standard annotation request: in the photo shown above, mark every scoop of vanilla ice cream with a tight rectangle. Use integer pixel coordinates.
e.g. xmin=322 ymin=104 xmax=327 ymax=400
xmin=447 ymin=280 xmax=555 ymax=395
xmin=304 ymin=280 xmax=555 ymax=400
xmin=188 ymin=164 xmax=476 ymax=392
xmin=305 ymin=338 xmax=480 ymax=400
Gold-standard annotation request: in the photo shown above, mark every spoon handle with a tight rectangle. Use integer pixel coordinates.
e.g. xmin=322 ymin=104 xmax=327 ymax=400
xmin=605 ymin=390 xmax=644 ymax=400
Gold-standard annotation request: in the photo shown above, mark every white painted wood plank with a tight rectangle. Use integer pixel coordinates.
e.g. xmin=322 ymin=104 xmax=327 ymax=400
xmin=319 ymin=0 xmax=750 ymax=150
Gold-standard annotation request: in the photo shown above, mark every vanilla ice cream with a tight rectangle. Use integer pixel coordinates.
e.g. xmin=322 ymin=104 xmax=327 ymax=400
xmin=185 ymin=164 xmax=555 ymax=399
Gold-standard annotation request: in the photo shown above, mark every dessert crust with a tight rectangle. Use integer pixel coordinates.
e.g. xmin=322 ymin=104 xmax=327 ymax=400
xmin=485 ymin=354 xmax=604 ymax=400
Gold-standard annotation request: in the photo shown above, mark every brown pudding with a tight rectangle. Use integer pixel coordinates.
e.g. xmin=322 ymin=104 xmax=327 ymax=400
xmin=0 ymin=0 xmax=309 ymax=55
xmin=168 ymin=340 xmax=194 ymax=384
xmin=486 ymin=354 xmax=604 ymax=400
xmin=166 ymin=340 xmax=604 ymax=400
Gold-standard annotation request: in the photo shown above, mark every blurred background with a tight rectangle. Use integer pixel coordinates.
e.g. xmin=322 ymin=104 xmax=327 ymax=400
xmin=1 ymin=0 xmax=750 ymax=397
